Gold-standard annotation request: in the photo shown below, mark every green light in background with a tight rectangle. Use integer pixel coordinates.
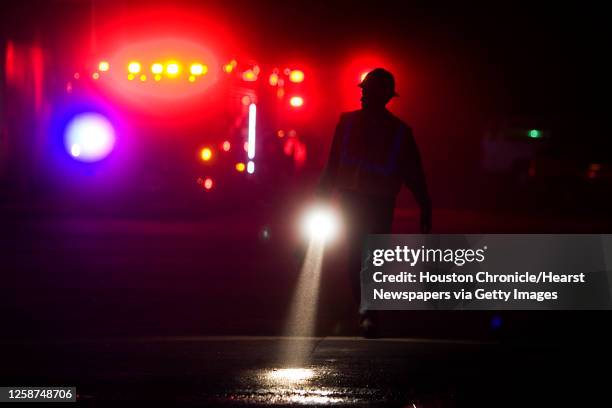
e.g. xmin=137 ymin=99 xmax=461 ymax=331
xmin=528 ymin=129 xmax=542 ymax=139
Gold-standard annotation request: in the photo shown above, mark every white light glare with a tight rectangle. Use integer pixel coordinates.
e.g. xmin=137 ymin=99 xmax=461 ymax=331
xmin=248 ymin=103 xmax=256 ymax=159
xmin=302 ymin=206 xmax=340 ymax=242
xmin=266 ymin=368 xmax=314 ymax=383
xmin=64 ymin=113 xmax=115 ymax=162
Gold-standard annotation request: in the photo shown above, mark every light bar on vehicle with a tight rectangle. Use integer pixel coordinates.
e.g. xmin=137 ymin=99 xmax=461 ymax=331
xmin=248 ymin=103 xmax=256 ymax=160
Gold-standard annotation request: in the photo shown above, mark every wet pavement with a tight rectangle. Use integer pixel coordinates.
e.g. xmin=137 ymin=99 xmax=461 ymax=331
xmin=2 ymin=207 xmax=611 ymax=406
xmin=2 ymin=335 xmax=606 ymax=406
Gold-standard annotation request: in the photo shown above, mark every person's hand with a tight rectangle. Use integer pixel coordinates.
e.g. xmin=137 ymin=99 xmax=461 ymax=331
xmin=420 ymin=209 xmax=432 ymax=234
xmin=293 ymin=241 xmax=307 ymax=264
xmin=312 ymin=188 xmax=336 ymax=210
xmin=314 ymin=186 xmax=333 ymax=201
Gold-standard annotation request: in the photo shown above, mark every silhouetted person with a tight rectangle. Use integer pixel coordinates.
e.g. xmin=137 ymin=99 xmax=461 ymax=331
xmin=318 ymin=68 xmax=432 ymax=336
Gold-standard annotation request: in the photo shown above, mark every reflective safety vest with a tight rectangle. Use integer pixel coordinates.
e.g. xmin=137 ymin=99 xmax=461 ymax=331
xmin=335 ymin=113 xmax=406 ymax=197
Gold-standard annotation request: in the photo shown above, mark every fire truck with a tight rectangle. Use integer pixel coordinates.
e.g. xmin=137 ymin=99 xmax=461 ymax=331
xmin=2 ymin=4 xmax=384 ymax=217
xmin=2 ymin=31 xmax=316 ymax=215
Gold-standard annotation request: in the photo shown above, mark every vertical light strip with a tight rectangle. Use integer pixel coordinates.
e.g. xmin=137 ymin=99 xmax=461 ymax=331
xmin=248 ymin=103 xmax=256 ymax=160
xmin=247 ymin=161 xmax=255 ymax=174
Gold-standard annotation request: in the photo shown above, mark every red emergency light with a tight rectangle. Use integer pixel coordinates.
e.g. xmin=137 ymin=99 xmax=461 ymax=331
xmin=289 ymin=96 xmax=304 ymax=108
xmin=289 ymin=70 xmax=304 ymax=83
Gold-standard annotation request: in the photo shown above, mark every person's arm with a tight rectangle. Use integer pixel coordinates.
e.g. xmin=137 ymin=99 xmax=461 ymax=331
xmin=403 ymin=127 xmax=432 ymax=233
xmin=317 ymin=114 xmax=344 ymax=198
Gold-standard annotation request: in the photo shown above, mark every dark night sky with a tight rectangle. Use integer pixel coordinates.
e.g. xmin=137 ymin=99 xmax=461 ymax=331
xmin=2 ymin=0 xmax=606 ymax=119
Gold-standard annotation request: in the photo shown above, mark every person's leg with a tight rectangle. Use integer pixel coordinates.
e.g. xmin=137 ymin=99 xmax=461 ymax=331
xmin=371 ymin=196 xmax=396 ymax=234
xmin=347 ymin=231 xmax=365 ymax=305
xmin=359 ymin=196 xmax=396 ymax=337
xmin=339 ymin=192 xmax=366 ymax=305
xmin=339 ymin=192 xmax=397 ymax=337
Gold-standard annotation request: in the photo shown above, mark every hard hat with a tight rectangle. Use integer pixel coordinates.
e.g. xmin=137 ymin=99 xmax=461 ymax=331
xmin=358 ymin=68 xmax=399 ymax=97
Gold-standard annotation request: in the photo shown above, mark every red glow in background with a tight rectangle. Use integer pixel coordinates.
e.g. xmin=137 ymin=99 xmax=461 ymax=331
xmin=79 ymin=5 xmax=242 ymax=125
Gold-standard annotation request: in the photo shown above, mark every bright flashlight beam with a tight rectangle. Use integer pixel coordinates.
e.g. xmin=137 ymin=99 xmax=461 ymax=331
xmin=248 ymin=103 xmax=256 ymax=160
xmin=302 ymin=207 xmax=340 ymax=243
xmin=265 ymin=368 xmax=315 ymax=384
xmin=280 ymin=239 xmax=325 ymax=367
xmin=277 ymin=205 xmax=340 ymax=367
